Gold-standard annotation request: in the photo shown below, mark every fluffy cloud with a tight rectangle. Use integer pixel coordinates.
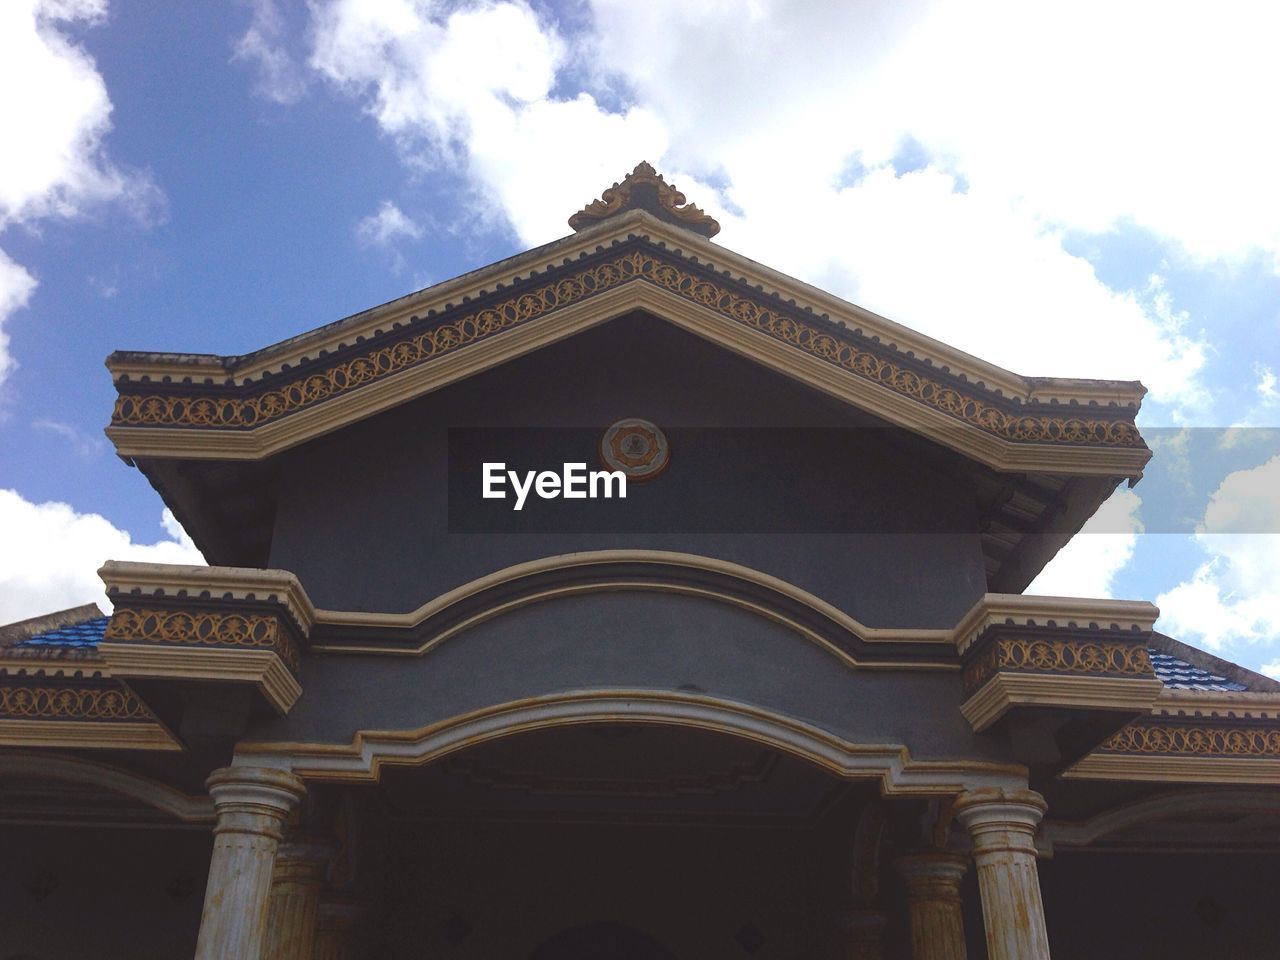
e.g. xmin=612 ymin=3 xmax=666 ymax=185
xmin=0 ymin=490 xmax=205 ymax=626
xmin=592 ymin=0 xmax=1280 ymax=269
xmin=0 ymin=251 xmax=36 ymax=387
xmin=356 ymin=200 xmax=423 ymax=246
xmin=0 ymin=0 xmax=156 ymax=387
xmin=233 ymin=0 xmax=308 ymax=104
xmin=1027 ymin=487 xmax=1144 ymax=599
xmin=299 ymin=0 xmax=1225 ymax=415
xmin=308 ymin=0 xmax=667 ymax=244
xmin=1157 ymin=455 xmax=1280 ymax=663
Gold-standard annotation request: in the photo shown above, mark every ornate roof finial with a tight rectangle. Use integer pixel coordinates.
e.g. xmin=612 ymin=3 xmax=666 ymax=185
xmin=569 ymin=162 xmax=720 ymax=238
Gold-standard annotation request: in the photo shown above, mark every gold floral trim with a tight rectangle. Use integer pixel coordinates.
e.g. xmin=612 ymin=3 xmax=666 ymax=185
xmin=1100 ymin=720 xmax=1280 ymax=757
xmin=0 ymin=684 xmax=152 ymax=721
xmin=965 ymin=637 xmax=1153 ymax=693
xmin=112 ymin=248 xmax=1142 ymax=448
xmin=105 ymin=608 xmax=300 ymax=673
xmin=569 ymin=161 xmax=720 ymax=237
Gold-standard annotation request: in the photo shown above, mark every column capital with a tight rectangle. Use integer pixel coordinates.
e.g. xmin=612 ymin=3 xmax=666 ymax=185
xmin=953 ymin=788 xmax=1045 ymax=855
xmin=206 ymin=766 xmax=306 ymax=842
xmin=896 ymin=851 xmax=969 ymax=960
xmin=273 ymin=835 xmax=336 ymax=884
xmin=895 ymin=850 xmax=969 ymax=897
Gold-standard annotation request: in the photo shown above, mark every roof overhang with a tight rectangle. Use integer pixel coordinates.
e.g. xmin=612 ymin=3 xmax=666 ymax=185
xmin=105 ymin=210 xmax=1149 ymax=478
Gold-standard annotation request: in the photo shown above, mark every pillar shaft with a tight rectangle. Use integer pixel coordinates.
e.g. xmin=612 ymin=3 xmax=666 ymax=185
xmin=837 ymin=909 xmax=888 ymax=960
xmin=263 ymin=839 xmax=333 ymax=960
xmin=896 ymin=851 xmax=968 ymax=960
xmin=194 ymin=766 xmax=306 ymax=960
xmin=953 ymin=789 xmax=1050 ymax=960
xmin=314 ymin=898 xmax=368 ymax=960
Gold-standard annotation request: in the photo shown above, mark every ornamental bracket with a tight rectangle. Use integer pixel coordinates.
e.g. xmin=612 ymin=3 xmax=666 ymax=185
xmin=568 ymin=161 xmax=720 ymax=237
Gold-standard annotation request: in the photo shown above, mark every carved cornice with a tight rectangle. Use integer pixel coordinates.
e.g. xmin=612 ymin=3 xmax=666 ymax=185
xmin=0 ymin=682 xmax=152 ymax=721
xmin=569 ymin=162 xmax=721 ymax=237
xmin=1097 ymin=718 xmax=1280 ymax=758
xmin=99 ymin=563 xmax=307 ymax=714
xmin=99 ymin=561 xmax=316 ymax=633
xmin=963 ymin=636 xmax=1154 ymax=696
xmin=106 ymin=237 xmax=1147 ymax=475
xmin=1066 ymin=717 xmax=1280 ymax=784
xmin=958 ymin=604 xmax=1161 ymax=732
xmin=1153 ymin=689 xmax=1280 ymax=719
xmin=0 ymin=681 xmax=179 ymax=751
xmin=952 ymin=594 xmax=1158 ymax=656
xmin=105 ymin=608 xmax=301 ymax=674
xmin=960 ymin=673 xmax=1164 ymax=732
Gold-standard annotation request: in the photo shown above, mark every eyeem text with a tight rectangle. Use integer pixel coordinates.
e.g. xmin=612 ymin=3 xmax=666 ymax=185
xmin=482 ymin=462 xmax=627 ymax=511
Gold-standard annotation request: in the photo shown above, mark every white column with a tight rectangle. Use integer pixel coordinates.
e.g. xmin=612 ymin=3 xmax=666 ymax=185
xmin=263 ymin=838 xmax=333 ymax=960
xmin=895 ymin=851 xmax=968 ymax=960
xmin=953 ymin=788 xmax=1050 ymax=960
xmin=194 ymin=766 xmax=306 ymax=960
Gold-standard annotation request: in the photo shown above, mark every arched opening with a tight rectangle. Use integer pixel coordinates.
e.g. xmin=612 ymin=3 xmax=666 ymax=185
xmin=530 ymin=922 xmax=679 ymax=960
xmin=334 ymin=719 xmax=887 ymax=959
xmin=0 ymin=753 xmax=212 ymax=959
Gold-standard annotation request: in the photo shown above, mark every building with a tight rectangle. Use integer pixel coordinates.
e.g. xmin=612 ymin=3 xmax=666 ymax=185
xmin=1 ymin=164 xmax=1277 ymax=960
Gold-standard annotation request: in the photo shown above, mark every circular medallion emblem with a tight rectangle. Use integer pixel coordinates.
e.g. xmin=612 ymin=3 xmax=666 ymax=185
xmin=600 ymin=418 xmax=670 ymax=481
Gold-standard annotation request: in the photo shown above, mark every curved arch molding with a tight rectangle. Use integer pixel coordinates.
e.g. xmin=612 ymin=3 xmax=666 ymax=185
xmin=308 ymin=550 xmax=960 ymax=667
xmin=0 ymin=751 xmax=214 ymax=822
xmin=101 ymin=550 xmax=963 ymax=670
xmin=234 ymin=688 xmax=1027 ymax=797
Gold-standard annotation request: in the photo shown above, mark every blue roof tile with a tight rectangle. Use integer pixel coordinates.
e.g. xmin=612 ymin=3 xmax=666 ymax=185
xmin=1149 ymin=650 xmax=1248 ymax=692
xmin=15 ymin=616 xmax=108 ymax=650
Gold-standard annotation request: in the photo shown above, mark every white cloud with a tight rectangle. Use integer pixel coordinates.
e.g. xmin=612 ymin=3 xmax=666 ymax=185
xmin=1257 ymin=365 xmax=1279 ymax=404
xmin=1263 ymin=660 xmax=1280 ymax=681
xmin=717 ymin=168 xmax=1209 ymax=410
xmin=0 ymin=0 xmax=116 ymax=227
xmin=233 ymin=0 xmax=308 ymax=104
xmin=301 ymin=0 xmax=1221 ymax=416
xmin=0 ymin=0 xmax=160 ymax=388
xmin=32 ymin=417 xmax=105 ymax=459
xmin=1157 ymin=455 xmax=1280 ymax=661
xmin=355 ymin=200 xmax=422 ymax=246
xmin=0 ymin=489 xmax=206 ymax=626
xmin=591 ymin=0 xmax=1280 ymax=269
xmin=1027 ymin=487 xmax=1144 ymax=599
xmin=0 ymin=251 xmax=36 ymax=386
xmin=308 ymin=0 xmax=667 ymax=244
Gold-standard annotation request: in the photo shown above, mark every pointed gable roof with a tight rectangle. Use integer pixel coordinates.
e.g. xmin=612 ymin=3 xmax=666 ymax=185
xmin=102 ymin=165 xmax=1151 ymax=586
xmin=106 ymin=164 xmax=1147 ymax=474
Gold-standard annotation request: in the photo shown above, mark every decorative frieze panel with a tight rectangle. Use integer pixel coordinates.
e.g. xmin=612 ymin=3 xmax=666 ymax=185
xmin=958 ymin=598 xmax=1163 ymax=733
xmin=963 ymin=636 xmax=1154 ymax=696
xmin=0 ymin=679 xmax=178 ymax=750
xmin=105 ymin=608 xmax=301 ymax=674
xmin=100 ymin=563 xmax=309 ymax=715
xmin=1098 ymin=718 xmax=1280 ymax=758
xmin=1067 ymin=716 xmax=1280 ymax=783
xmin=108 ymin=242 xmax=1145 ymax=462
xmin=0 ymin=681 xmax=151 ymax=722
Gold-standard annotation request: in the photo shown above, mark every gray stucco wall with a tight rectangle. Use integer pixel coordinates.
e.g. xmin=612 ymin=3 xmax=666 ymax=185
xmin=246 ymin=590 xmax=1005 ymax=764
xmin=267 ymin=312 xmax=988 ymax=628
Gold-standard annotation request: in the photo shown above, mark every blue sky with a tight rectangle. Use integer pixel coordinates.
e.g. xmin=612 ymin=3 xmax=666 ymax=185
xmin=1 ymin=0 xmax=1278 ymax=675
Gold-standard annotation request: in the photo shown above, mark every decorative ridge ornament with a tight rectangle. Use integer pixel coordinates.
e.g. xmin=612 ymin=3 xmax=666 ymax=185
xmin=569 ymin=161 xmax=721 ymax=237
